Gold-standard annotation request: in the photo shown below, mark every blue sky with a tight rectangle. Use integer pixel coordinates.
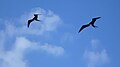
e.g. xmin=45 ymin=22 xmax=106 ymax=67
xmin=0 ymin=0 xmax=120 ymax=67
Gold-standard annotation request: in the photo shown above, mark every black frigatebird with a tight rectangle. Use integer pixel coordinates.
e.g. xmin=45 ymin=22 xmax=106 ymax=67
xmin=27 ymin=14 xmax=41 ymax=28
xmin=78 ymin=17 xmax=101 ymax=33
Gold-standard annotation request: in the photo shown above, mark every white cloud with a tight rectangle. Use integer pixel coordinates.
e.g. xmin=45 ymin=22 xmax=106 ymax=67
xmin=39 ymin=43 xmax=64 ymax=56
xmin=0 ymin=31 xmax=5 ymax=51
xmin=83 ymin=39 xmax=109 ymax=67
xmin=84 ymin=49 xmax=109 ymax=67
xmin=0 ymin=37 xmax=34 ymax=67
xmin=0 ymin=7 xmax=64 ymax=67
xmin=0 ymin=36 xmax=65 ymax=67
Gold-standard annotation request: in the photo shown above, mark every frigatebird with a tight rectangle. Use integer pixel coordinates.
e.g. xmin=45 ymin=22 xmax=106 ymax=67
xmin=78 ymin=17 xmax=101 ymax=33
xmin=27 ymin=14 xmax=41 ymax=28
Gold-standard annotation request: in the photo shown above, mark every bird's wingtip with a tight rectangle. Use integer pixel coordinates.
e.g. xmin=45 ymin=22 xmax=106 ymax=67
xmin=97 ymin=17 xmax=101 ymax=19
xmin=34 ymin=13 xmax=42 ymax=15
xmin=78 ymin=30 xmax=81 ymax=33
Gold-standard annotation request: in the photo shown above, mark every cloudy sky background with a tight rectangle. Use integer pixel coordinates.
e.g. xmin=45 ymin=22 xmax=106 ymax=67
xmin=0 ymin=0 xmax=120 ymax=67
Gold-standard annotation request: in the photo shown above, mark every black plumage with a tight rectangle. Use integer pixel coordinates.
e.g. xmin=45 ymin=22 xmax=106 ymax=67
xmin=28 ymin=14 xmax=41 ymax=28
xmin=78 ymin=17 xmax=101 ymax=33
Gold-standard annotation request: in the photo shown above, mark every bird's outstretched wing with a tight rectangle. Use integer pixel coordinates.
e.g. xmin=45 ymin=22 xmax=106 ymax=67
xmin=28 ymin=19 xmax=34 ymax=28
xmin=78 ymin=24 xmax=90 ymax=33
xmin=90 ymin=17 xmax=101 ymax=25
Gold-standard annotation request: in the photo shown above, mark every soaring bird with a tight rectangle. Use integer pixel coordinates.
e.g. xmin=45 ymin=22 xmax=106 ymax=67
xmin=78 ymin=17 xmax=101 ymax=33
xmin=27 ymin=14 xmax=41 ymax=28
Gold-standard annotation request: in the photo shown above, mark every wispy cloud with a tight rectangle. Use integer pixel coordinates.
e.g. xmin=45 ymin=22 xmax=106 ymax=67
xmin=0 ymin=37 xmax=33 ymax=67
xmin=39 ymin=43 xmax=64 ymax=56
xmin=83 ymin=39 xmax=109 ymax=67
xmin=0 ymin=7 xmax=64 ymax=67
